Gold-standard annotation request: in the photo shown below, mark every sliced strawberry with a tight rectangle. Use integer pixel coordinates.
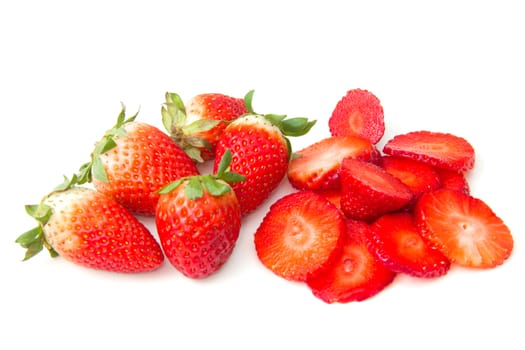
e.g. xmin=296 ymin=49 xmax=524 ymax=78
xmin=287 ymin=135 xmax=380 ymax=191
xmin=254 ymin=191 xmax=345 ymax=282
xmin=340 ymin=158 xmax=413 ymax=222
xmin=314 ymin=189 xmax=342 ymax=210
xmin=383 ymin=130 xmax=475 ymax=172
xmin=435 ymin=168 xmax=470 ymax=194
xmin=415 ymin=189 xmax=513 ymax=268
xmin=306 ymin=219 xmax=396 ymax=303
xmin=329 ymin=89 xmax=385 ymax=144
xmin=381 ymin=156 xmax=441 ymax=199
xmin=368 ymin=212 xmax=450 ymax=278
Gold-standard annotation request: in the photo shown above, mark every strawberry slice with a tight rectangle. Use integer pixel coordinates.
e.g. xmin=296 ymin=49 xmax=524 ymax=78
xmin=329 ymin=89 xmax=385 ymax=144
xmin=368 ymin=212 xmax=450 ymax=278
xmin=381 ymin=156 xmax=441 ymax=199
xmin=254 ymin=191 xmax=345 ymax=281
xmin=287 ymin=135 xmax=380 ymax=191
xmin=314 ymin=189 xmax=342 ymax=210
xmin=435 ymin=168 xmax=470 ymax=194
xmin=306 ymin=219 xmax=396 ymax=303
xmin=415 ymin=189 xmax=513 ymax=268
xmin=383 ymin=130 xmax=475 ymax=172
xmin=340 ymin=157 xmax=413 ymax=222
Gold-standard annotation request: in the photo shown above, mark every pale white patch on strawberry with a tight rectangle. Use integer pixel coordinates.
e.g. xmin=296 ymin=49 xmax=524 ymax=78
xmin=43 ymin=187 xmax=93 ymax=252
xmin=185 ymin=98 xmax=205 ymax=125
xmin=231 ymin=114 xmax=282 ymax=137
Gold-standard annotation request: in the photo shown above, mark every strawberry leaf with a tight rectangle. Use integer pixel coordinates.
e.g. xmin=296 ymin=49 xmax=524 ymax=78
xmin=185 ymin=177 xmax=204 ymax=199
xmin=182 ymin=119 xmax=221 ymax=135
xmin=92 ymin=155 xmax=109 ymax=183
xmin=158 ymin=178 xmax=184 ymax=194
xmin=281 ymin=117 xmax=317 ymax=137
xmin=202 ymin=176 xmax=231 ymax=196
xmin=216 ymin=149 xmax=233 ymax=178
xmin=244 ymin=90 xmax=255 ymax=114
xmin=221 ymin=172 xmax=245 ymax=184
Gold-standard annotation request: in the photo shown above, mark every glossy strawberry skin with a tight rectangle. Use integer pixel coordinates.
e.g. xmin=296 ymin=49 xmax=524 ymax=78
xmin=186 ymin=93 xmax=249 ymax=160
xmin=214 ymin=115 xmax=289 ymax=215
xmin=43 ymin=187 xmax=164 ymax=272
xmin=340 ymin=158 xmax=413 ymax=222
xmin=155 ymin=180 xmax=241 ymax=279
xmin=93 ymin=122 xmax=199 ymax=216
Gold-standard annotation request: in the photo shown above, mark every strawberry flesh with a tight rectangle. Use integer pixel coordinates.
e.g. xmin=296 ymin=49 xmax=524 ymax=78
xmin=329 ymin=89 xmax=385 ymax=144
xmin=288 ymin=135 xmax=380 ymax=191
xmin=381 ymin=156 xmax=441 ymax=200
xmin=306 ymin=219 xmax=396 ymax=303
xmin=383 ymin=130 xmax=475 ymax=172
xmin=254 ymin=191 xmax=345 ymax=282
xmin=415 ymin=189 xmax=513 ymax=268
xmin=435 ymin=168 xmax=470 ymax=194
xmin=340 ymin=157 xmax=413 ymax=222
xmin=369 ymin=212 xmax=450 ymax=278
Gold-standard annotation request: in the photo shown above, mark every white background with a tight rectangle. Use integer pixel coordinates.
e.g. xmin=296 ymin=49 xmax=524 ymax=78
xmin=1 ymin=1 xmax=523 ymax=349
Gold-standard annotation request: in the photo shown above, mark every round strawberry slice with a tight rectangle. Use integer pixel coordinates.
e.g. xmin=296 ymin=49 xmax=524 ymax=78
xmin=415 ymin=189 xmax=514 ymax=268
xmin=340 ymin=157 xmax=413 ymax=222
xmin=329 ymin=89 xmax=385 ymax=144
xmin=306 ymin=219 xmax=396 ymax=303
xmin=383 ymin=130 xmax=475 ymax=172
xmin=254 ymin=191 xmax=345 ymax=282
xmin=369 ymin=212 xmax=450 ymax=278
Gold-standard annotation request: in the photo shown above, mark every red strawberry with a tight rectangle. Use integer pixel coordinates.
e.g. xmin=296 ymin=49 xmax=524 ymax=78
xmin=415 ymin=189 xmax=513 ymax=268
xmin=314 ymin=189 xmax=342 ymax=210
xmin=435 ymin=168 xmax=470 ymax=194
xmin=340 ymin=157 xmax=413 ymax=222
xmin=161 ymin=91 xmax=250 ymax=162
xmin=254 ymin=191 xmax=345 ymax=282
xmin=368 ymin=212 xmax=450 ymax=278
xmin=383 ymin=130 xmax=475 ymax=172
xmin=306 ymin=219 xmax=396 ymax=303
xmin=287 ymin=135 xmax=381 ymax=191
xmin=214 ymin=112 xmax=315 ymax=215
xmin=381 ymin=156 xmax=441 ymax=199
xmin=16 ymin=177 xmax=164 ymax=272
xmin=155 ymin=151 xmax=244 ymax=278
xmin=329 ymin=89 xmax=385 ymax=144
xmin=77 ymin=105 xmax=199 ymax=216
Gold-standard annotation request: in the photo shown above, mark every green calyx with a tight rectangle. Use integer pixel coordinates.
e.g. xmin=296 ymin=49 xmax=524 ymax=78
xmin=158 ymin=149 xmax=245 ymax=200
xmin=76 ymin=103 xmax=138 ymax=185
xmin=15 ymin=175 xmax=79 ymax=261
xmin=161 ymin=92 xmax=220 ymax=163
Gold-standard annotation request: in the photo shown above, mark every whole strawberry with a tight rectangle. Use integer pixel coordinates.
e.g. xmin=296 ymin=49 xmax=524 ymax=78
xmin=16 ymin=176 xmax=164 ymax=273
xmin=77 ymin=104 xmax=199 ymax=216
xmin=155 ymin=150 xmax=244 ymax=278
xmin=161 ymin=91 xmax=250 ymax=162
xmin=213 ymin=95 xmax=316 ymax=215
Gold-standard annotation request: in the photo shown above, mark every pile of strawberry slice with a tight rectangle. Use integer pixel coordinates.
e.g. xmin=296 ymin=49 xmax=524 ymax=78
xmin=16 ymin=87 xmax=513 ymax=304
xmin=256 ymin=88 xmax=514 ymax=303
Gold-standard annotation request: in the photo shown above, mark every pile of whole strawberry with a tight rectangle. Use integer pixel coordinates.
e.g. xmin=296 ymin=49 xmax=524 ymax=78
xmin=16 ymin=88 xmax=513 ymax=303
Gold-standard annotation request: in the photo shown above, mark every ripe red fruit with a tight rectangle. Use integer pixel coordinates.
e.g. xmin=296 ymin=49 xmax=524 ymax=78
xmin=214 ymin=112 xmax=315 ymax=215
xmin=435 ymin=168 xmax=470 ymax=194
xmin=381 ymin=156 xmax=441 ymax=200
xmin=155 ymin=151 xmax=244 ymax=278
xmin=254 ymin=191 xmax=345 ymax=282
xmin=287 ymin=135 xmax=381 ymax=191
xmin=415 ymin=189 xmax=513 ymax=268
xmin=383 ymin=130 xmax=475 ymax=172
xmin=161 ymin=91 xmax=249 ymax=161
xmin=16 ymin=177 xmax=164 ymax=273
xmin=340 ymin=157 xmax=413 ymax=222
xmin=77 ymin=105 xmax=199 ymax=216
xmin=329 ymin=89 xmax=385 ymax=144
xmin=306 ymin=219 xmax=396 ymax=303
xmin=368 ymin=212 xmax=450 ymax=278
